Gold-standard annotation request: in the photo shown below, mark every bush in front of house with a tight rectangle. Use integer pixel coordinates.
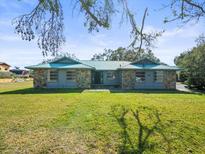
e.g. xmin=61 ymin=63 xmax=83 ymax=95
xmin=0 ymin=72 xmax=13 ymax=79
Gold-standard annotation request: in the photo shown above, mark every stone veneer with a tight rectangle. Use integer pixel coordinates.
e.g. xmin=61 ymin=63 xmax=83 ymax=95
xmin=75 ymin=69 xmax=91 ymax=88
xmin=121 ymin=70 xmax=136 ymax=89
xmin=33 ymin=69 xmax=176 ymax=89
xmin=163 ymin=70 xmax=176 ymax=89
xmin=33 ymin=69 xmax=47 ymax=88
xmin=121 ymin=70 xmax=176 ymax=89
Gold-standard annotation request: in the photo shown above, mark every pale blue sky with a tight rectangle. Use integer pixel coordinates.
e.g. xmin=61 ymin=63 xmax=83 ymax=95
xmin=0 ymin=0 xmax=205 ymax=68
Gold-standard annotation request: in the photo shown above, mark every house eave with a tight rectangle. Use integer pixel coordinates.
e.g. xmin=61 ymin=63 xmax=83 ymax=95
xmin=25 ymin=67 xmax=95 ymax=70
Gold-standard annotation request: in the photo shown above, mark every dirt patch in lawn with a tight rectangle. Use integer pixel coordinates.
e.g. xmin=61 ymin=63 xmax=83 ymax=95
xmin=3 ymin=128 xmax=89 ymax=154
xmin=0 ymin=78 xmax=14 ymax=83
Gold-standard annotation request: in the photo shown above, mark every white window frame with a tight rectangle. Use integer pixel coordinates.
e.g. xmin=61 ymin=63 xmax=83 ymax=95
xmin=66 ymin=70 xmax=76 ymax=81
xmin=136 ymin=71 xmax=145 ymax=83
xmin=154 ymin=71 xmax=164 ymax=82
xmin=48 ymin=70 xmax=58 ymax=82
xmin=106 ymin=71 xmax=116 ymax=80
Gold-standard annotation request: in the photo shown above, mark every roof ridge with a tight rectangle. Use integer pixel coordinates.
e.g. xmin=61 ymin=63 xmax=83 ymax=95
xmin=131 ymin=57 xmax=160 ymax=65
xmin=80 ymin=60 xmax=131 ymax=61
xmin=51 ymin=56 xmax=79 ymax=63
xmin=78 ymin=61 xmax=95 ymax=69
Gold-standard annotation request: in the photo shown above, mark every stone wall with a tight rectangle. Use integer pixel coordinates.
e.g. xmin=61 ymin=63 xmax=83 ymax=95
xmin=75 ymin=69 xmax=91 ymax=88
xmin=121 ymin=70 xmax=176 ymax=90
xmin=163 ymin=70 xmax=176 ymax=89
xmin=121 ymin=70 xmax=136 ymax=89
xmin=32 ymin=69 xmax=176 ymax=89
xmin=33 ymin=69 xmax=47 ymax=88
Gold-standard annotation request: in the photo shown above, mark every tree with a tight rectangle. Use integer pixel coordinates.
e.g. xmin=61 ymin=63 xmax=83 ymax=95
xmin=175 ymin=35 xmax=205 ymax=89
xmin=91 ymin=47 xmax=160 ymax=63
xmin=165 ymin=0 xmax=205 ymax=23
xmin=13 ymin=0 xmax=205 ymax=56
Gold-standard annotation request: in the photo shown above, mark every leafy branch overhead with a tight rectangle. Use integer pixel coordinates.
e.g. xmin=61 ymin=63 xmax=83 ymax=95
xmin=164 ymin=0 xmax=205 ymax=23
xmin=13 ymin=0 xmax=205 ymax=56
xmin=13 ymin=0 xmax=65 ymax=56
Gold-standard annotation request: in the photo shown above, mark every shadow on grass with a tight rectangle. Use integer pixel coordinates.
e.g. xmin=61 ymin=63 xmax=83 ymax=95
xmin=111 ymin=106 xmax=173 ymax=154
xmin=110 ymin=89 xmax=201 ymax=95
xmin=0 ymin=88 xmax=84 ymax=95
xmin=111 ymin=105 xmax=205 ymax=153
xmin=1 ymin=87 xmax=202 ymax=95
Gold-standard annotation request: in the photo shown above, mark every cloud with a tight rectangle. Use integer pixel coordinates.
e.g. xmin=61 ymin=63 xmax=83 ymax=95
xmin=89 ymin=34 xmax=109 ymax=47
xmin=163 ymin=24 xmax=203 ymax=38
xmin=0 ymin=35 xmax=20 ymax=42
xmin=0 ymin=19 xmax=11 ymax=27
xmin=152 ymin=22 xmax=205 ymax=65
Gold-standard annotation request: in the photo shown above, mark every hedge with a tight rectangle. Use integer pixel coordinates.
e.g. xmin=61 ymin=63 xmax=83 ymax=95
xmin=0 ymin=72 xmax=13 ymax=79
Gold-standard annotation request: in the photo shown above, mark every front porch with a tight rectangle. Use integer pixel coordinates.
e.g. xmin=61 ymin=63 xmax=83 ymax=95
xmin=91 ymin=70 xmax=121 ymax=89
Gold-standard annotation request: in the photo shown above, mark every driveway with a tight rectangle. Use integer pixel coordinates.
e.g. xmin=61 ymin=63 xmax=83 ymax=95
xmin=176 ymin=82 xmax=192 ymax=92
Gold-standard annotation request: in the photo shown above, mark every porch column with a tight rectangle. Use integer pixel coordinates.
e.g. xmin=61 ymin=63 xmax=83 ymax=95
xmin=163 ymin=70 xmax=176 ymax=89
xmin=33 ymin=69 xmax=47 ymax=88
xmin=75 ymin=69 xmax=91 ymax=88
xmin=121 ymin=70 xmax=136 ymax=89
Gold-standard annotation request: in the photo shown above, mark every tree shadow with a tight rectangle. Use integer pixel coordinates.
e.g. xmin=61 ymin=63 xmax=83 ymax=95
xmin=111 ymin=106 xmax=173 ymax=154
xmin=0 ymin=88 xmax=84 ymax=95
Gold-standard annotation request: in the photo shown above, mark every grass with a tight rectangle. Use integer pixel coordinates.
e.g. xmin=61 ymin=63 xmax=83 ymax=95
xmin=0 ymin=81 xmax=205 ymax=153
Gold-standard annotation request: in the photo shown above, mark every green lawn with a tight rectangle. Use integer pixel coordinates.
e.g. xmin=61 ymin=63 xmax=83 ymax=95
xmin=0 ymin=81 xmax=205 ymax=154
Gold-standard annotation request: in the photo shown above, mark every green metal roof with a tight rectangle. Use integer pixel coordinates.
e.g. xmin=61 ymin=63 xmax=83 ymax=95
xmin=120 ymin=64 xmax=180 ymax=70
xmin=25 ymin=57 xmax=180 ymax=71
xmin=25 ymin=63 xmax=94 ymax=69
xmin=80 ymin=60 xmax=130 ymax=70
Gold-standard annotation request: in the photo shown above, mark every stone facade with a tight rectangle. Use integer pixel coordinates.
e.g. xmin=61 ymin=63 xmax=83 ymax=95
xmin=75 ymin=69 xmax=91 ymax=88
xmin=33 ymin=69 xmax=47 ymax=88
xmin=121 ymin=70 xmax=176 ymax=90
xmin=32 ymin=69 xmax=176 ymax=89
xmin=121 ymin=70 xmax=136 ymax=89
xmin=163 ymin=70 xmax=176 ymax=89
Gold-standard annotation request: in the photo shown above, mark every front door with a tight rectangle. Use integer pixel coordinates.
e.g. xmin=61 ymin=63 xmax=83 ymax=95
xmin=93 ymin=71 xmax=103 ymax=84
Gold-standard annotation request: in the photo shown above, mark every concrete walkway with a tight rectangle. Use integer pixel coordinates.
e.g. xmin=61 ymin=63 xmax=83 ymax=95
xmin=176 ymin=82 xmax=192 ymax=92
xmin=176 ymin=82 xmax=205 ymax=94
xmin=83 ymin=89 xmax=110 ymax=92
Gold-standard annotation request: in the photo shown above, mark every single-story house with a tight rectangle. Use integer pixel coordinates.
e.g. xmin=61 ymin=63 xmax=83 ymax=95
xmin=26 ymin=57 xmax=180 ymax=89
xmin=0 ymin=62 xmax=10 ymax=72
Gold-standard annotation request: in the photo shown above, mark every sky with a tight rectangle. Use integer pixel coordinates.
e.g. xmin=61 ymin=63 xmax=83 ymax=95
xmin=0 ymin=0 xmax=205 ymax=68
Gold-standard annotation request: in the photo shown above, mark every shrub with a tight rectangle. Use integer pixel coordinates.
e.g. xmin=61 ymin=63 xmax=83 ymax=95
xmin=0 ymin=72 xmax=13 ymax=79
xmin=175 ymin=43 xmax=205 ymax=90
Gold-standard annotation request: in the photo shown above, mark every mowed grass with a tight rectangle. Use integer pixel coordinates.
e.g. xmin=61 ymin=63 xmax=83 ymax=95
xmin=0 ymin=81 xmax=205 ymax=154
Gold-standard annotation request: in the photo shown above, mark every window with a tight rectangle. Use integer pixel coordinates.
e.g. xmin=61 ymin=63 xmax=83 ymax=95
xmin=48 ymin=70 xmax=58 ymax=82
xmin=66 ymin=70 xmax=76 ymax=81
xmin=136 ymin=71 xmax=145 ymax=82
xmin=154 ymin=71 xmax=163 ymax=82
xmin=107 ymin=71 xmax=116 ymax=80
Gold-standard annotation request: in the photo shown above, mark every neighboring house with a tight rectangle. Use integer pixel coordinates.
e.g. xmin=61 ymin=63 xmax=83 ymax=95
xmin=10 ymin=67 xmax=29 ymax=76
xmin=0 ymin=62 xmax=10 ymax=72
xmin=26 ymin=57 xmax=180 ymax=89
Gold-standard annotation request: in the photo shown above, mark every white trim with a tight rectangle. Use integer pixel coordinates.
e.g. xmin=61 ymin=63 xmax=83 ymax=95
xmin=47 ymin=70 xmax=58 ymax=82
